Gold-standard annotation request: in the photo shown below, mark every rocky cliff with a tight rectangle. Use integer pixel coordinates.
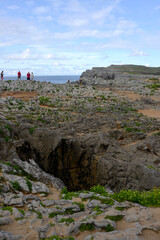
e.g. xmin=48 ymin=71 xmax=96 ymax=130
xmin=0 ymin=66 xmax=160 ymax=239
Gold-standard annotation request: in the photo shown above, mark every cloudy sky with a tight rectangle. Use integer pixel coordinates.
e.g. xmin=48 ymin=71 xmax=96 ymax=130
xmin=0 ymin=0 xmax=160 ymax=75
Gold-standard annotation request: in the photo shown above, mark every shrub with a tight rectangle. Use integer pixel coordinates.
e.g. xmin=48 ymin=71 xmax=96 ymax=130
xmin=111 ymin=188 xmax=160 ymax=207
xmin=90 ymin=185 xmax=109 ymax=197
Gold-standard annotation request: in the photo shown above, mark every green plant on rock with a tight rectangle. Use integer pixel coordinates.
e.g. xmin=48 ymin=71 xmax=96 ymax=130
xmin=11 ymin=181 xmax=21 ymax=191
xmin=2 ymin=206 xmax=13 ymax=214
xmin=49 ymin=222 xmax=55 ymax=226
xmin=7 ymin=163 xmax=34 ymax=181
xmin=61 ymin=187 xmax=79 ymax=200
xmin=59 ymin=217 xmax=74 ymax=225
xmin=105 ymin=223 xmax=115 ymax=232
xmin=44 ymin=235 xmax=75 ymax=240
xmin=39 ymin=96 xmax=51 ymax=105
xmin=73 ymin=202 xmax=84 ymax=211
xmin=101 ymin=197 xmax=114 ymax=206
xmin=65 ymin=208 xmax=74 ymax=215
xmin=5 ymin=137 xmax=11 ymax=142
xmin=18 ymin=209 xmax=25 ymax=215
xmin=29 ymin=126 xmax=37 ymax=134
xmin=90 ymin=184 xmax=109 ymax=197
xmin=15 ymin=217 xmax=24 ymax=221
xmin=115 ymin=207 xmax=126 ymax=211
xmin=5 ymin=125 xmax=12 ymax=132
xmin=49 ymin=212 xmax=63 ymax=218
xmin=93 ymin=206 xmax=102 ymax=215
xmin=79 ymin=223 xmax=94 ymax=232
xmin=105 ymin=215 xmax=123 ymax=221
xmin=25 ymin=178 xmax=32 ymax=192
xmin=32 ymin=210 xmax=42 ymax=219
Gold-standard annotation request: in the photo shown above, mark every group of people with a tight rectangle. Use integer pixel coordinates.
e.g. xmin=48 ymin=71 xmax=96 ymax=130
xmin=17 ymin=71 xmax=34 ymax=81
xmin=1 ymin=71 xmax=34 ymax=81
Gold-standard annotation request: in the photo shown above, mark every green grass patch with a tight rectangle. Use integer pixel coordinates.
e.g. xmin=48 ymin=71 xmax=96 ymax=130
xmin=61 ymin=187 xmax=79 ymax=200
xmin=105 ymin=215 xmax=123 ymax=221
xmin=49 ymin=212 xmax=63 ymax=218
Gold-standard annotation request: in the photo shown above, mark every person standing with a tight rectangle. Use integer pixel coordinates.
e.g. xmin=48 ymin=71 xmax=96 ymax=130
xmin=27 ymin=72 xmax=30 ymax=80
xmin=31 ymin=72 xmax=34 ymax=81
xmin=1 ymin=71 xmax=4 ymax=80
xmin=17 ymin=71 xmax=21 ymax=80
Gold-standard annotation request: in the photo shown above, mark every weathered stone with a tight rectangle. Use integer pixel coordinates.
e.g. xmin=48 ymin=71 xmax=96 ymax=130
xmin=3 ymin=193 xmax=24 ymax=207
xmin=0 ymin=231 xmax=22 ymax=240
xmin=12 ymin=208 xmax=24 ymax=219
xmin=0 ymin=217 xmax=13 ymax=225
xmin=42 ymin=199 xmax=55 ymax=207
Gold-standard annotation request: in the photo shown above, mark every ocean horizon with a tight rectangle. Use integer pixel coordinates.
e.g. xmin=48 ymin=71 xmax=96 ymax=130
xmin=3 ymin=75 xmax=80 ymax=84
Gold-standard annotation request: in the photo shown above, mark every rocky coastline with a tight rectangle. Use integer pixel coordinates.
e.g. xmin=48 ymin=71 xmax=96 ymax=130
xmin=0 ymin=65 xmax=160 ymax=239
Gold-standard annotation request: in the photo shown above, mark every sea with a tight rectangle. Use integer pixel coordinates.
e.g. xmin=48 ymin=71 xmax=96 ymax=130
xmin=3 ymin=75 xmax=80 ymax=84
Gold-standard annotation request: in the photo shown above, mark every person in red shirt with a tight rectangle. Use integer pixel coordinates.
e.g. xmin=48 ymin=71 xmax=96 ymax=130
xmin=27 ymin=72 xmax=30 ymax=80
xmin=17 ymin=71 xmax=21 ymax=79
xmin=1 ymin=71 xmax=4 ymax=80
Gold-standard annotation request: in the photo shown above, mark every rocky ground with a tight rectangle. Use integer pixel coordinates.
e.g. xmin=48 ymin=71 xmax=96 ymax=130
xmin=0 ymin=65 xmax=160 ymax=239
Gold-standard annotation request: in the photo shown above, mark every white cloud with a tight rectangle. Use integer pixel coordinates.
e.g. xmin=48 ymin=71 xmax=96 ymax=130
xmin=7 ymin=5 xmax=19 ymax=10
xmin=38 ymin=16 xmax=53 ymax=21
xmin=6 ymin=49 xmax=40 ymax=60
xmin=25 ymin=1 xmax=35 ymax=6
xmin=33 ymin=6 xmax=49 ymax=15
xmin=65 ymin=0 xmax=82 ymax=12
xmin=155 ymin=5 xmax=160 ymax=10
xmin=92 ymin=0 xmax=121 ymax=21
xmin=129 ymin=49 xmax=148 ymax=57
xmin=58 ymin=17 xmax=88 ymax=27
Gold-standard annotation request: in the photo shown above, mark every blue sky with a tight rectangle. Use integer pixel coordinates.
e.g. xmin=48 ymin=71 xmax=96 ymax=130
xmin=0 ymin=0 xmax=160 ymax=75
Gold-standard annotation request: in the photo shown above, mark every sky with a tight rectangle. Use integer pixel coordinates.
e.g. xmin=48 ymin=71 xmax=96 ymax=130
xmin=0 ymin=0 xmax=160 ymax=76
